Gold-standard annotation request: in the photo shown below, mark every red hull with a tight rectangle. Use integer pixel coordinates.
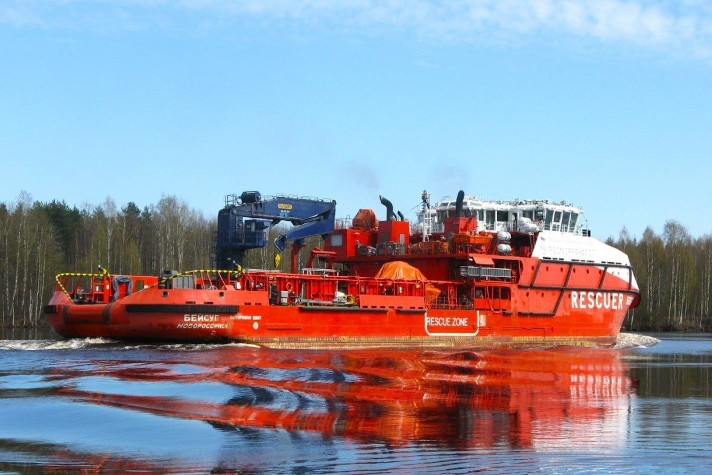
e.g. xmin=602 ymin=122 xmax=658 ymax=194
xmin=46 ymin=256 xmax=637 ymax=349
xmin=46 ymin=298 xmax=627 ymax=349
xmin=46 ymin=192 xmax=640 ymax=349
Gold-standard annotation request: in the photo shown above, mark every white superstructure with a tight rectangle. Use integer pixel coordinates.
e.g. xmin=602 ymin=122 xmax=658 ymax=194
xmin=415 ymin=191 xmax=586 ymax=237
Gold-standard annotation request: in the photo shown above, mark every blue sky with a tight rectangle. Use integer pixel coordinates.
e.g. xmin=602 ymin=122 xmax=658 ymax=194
xmin=2 ymin=1 xmax=711 ymax=241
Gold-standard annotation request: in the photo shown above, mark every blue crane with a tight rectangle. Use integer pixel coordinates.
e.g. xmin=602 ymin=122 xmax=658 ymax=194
xmin=214 ymin=191 xmax=336 ymax=271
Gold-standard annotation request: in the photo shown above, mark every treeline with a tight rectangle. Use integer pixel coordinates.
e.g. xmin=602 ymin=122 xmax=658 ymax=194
xmin=1 ymin=193 xmax=711 ymax=331
xmin=1 ymin=193 xmax=213 ymax=327
xmin=609 ymin=222 xmax=712 ymax=332
xmin=0 ymin=193 xmax=303 ymax=328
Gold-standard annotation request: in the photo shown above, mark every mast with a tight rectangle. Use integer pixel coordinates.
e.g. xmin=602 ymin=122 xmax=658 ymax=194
xmin=421 ymin=190 xmax=432 ymax=241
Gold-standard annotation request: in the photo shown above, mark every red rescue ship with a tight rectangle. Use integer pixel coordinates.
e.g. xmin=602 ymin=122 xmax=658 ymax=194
xmin=45 ymin=190 xmax=640 ymax=348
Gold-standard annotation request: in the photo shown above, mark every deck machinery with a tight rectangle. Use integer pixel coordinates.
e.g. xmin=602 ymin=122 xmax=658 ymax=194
xmin=214 ymin=191 xmax=337 ymax=271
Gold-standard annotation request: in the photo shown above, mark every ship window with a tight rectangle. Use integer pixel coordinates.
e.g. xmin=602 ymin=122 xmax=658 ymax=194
xmin=570 ymin=213 xmax=579 ymax=231
xmin=446 ymin=202 xmax=455 ymax=217
xmin=496 ymin=210 xmax=508 ymax=222
xmin=485 ymin=210 xmax=495 ymax=229
xmin=330 ymin=234 xmax=343 ymax=247
xmin=562 ymin=212 xmax=571 ymax=231
xmin=545 ymin=210 xmax=554 ymax=229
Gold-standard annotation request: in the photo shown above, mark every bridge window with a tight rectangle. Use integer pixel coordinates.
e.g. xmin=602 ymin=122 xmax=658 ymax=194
xmin=485 ymin=210 xmax=495 ymax=229
xmin=545 ymin=210 xmax=554 ymax=230
xmin=562 ymin=212 xmax=571 ymax=232
xmin=570 ymin=213 xmax=579 ymax=231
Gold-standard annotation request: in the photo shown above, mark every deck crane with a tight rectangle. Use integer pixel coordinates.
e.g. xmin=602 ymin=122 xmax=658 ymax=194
xmin=214 ymin=191 xmax=336 ymax=272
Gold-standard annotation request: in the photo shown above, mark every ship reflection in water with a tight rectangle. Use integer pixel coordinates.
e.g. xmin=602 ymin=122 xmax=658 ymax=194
xmin=0 ymin=340 xmax=642 ymax=473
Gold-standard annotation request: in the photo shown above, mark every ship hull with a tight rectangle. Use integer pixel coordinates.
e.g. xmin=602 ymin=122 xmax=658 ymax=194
xmin=45 ymin=206 xmax=640 ymax=349
xmin=46 ymin=281 xmax=634 ymax=349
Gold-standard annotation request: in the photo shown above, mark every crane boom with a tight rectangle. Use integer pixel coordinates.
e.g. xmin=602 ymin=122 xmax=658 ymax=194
xmin=214 ymin=191 xmax=336 ymax=269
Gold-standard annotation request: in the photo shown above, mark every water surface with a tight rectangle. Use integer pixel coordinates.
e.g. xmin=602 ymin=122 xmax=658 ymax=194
xmin=0 ymin=333 xmax=709 ymax=473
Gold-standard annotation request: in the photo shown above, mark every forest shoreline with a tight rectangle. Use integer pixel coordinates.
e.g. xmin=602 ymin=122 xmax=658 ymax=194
xmin=1 ymin=194 xmax=710 ymax=333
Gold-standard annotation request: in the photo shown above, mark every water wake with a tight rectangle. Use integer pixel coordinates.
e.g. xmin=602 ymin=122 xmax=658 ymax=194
xmin=0 ymin=338 xmax=261 ymax=351
xmin=615 ymin=332 xmax=660 ymax=349
xmin=0 ymin=337 xmax=114 ymax=351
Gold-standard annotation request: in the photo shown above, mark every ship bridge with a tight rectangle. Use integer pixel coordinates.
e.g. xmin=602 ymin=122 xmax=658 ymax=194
xmin=416 ymin=192 xmax=585 ymax=236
